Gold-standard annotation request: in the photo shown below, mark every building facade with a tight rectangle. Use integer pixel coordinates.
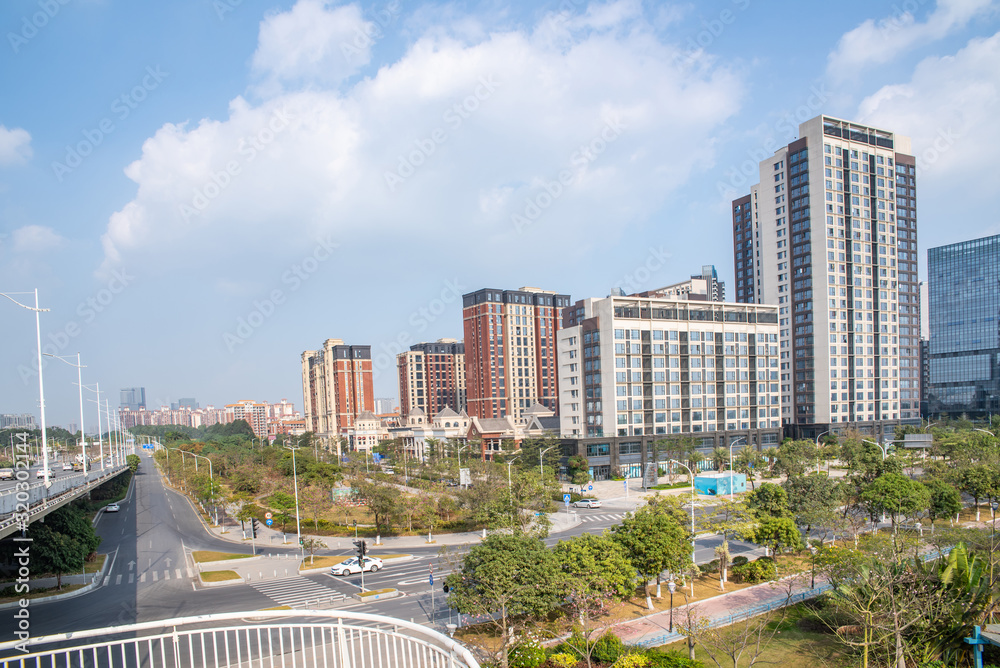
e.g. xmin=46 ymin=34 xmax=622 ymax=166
xmin=226 ymin=400 xmax=269 ymax=439
xmin=634 ymin=265 xmax=725 ymax=302
xmin=462 ymin=287 xmax=571 ymax=421
xmin=397 ymin=339 xmax=466 ymax=419
xmin=301 ymin=339 xmax=374 ymax=448
xmin=557 ymin=294 xmax=782 ymax=452
xmin=120 ymin=387 xmax=146 ymax=411
xmin=927 ymin=234 xmax=1000 ymax=418
xmin=0 ymin=413 xmax=37 ymax=429
xmin=732 ymin=115 xmax=920 ymax=439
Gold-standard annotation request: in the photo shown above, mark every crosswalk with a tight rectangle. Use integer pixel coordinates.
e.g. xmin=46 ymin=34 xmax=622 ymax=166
xmin=249 ymin=576 xmax=346 ymax=608
xmin=106 ymin=568 xmax=193 ymax=586
xmin=577 ymin=513 xmax=624 ymax=523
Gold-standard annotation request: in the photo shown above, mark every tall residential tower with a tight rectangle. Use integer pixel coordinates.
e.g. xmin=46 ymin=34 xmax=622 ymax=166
xmin=462 ymin=287 xmax=571 ymax=421
xmin=397 ymin=339 xmax=466 ymax=419
xmin=301 ymin=339 xmax=374 ymax=449
xmin=732 ymin=115 xmax=920 ymax=439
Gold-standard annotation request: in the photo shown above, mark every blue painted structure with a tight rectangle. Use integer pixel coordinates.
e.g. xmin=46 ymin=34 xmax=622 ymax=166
xmin=694 ymin=471 xmax=747 ymax=495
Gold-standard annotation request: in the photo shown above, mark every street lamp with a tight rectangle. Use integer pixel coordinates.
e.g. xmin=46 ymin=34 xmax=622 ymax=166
xmin=974 ymin=429 xmax=996 ymax=438
xmin=1 ymin=290 xmax=52 ymax=486
xmin=668 ymin=459 xmax=697 ymax=596
xmin=43 ymin=353 xmax=88 ymax=476
xmin=809 ymin=543 xmax=817 ymax=589
xmin=83 ymin=384 xmax=104 ymax=470
xmin=815 ymin=429 xmax=830 ymax=475
xmin=862 ymin=439 xmax=888 ymax=525
xmin=539 ymin=446 xmax=556 ymax=480
xmin=286 ymin=443 xmax=304 ymax=558
xmin=728 ymin=436 xmax=746 ymax=500
xmin=179 ymin=450 xmax=217 ymax=524
xmin=507 ymin=455 xmax=522 ymax=529
xmin=667 ymin=579 xmax=677 ymax=632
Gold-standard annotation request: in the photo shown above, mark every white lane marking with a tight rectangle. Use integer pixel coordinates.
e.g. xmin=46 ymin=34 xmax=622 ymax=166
xmin=164 ymin=570 xmax=170 ymax=580
xmin=152 ymin=571 xmax=158 ymax=582
xmin=140 ymin=573 xmax=146 ymax=583
xmin=129 ymin=573 xmax=134 ymax=584
xmin=175 ymin=569 xmax=181 ymax=579
xmin=115 ymin=574 xmax=122 ymax=585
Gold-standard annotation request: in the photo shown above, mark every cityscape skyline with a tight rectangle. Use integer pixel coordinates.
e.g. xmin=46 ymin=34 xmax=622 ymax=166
xmin=2 ymin=0 xmax=998 ymax=427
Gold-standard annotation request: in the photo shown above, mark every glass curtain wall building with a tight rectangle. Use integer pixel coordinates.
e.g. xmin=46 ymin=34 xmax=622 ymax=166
xmin=927 ymin=234 xmax=1000 ymax=418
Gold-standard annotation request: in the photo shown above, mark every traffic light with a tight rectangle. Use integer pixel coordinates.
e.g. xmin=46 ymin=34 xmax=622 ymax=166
xmin=443 ymin=584 xmax=450 ymax=593
xmin=251 ymin=519 xmax=259 ymax=538
xmin=353 ymin=539 xmax=368 ymax=559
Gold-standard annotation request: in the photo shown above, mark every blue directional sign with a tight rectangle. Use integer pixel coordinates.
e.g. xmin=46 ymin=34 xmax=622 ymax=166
xmin=563 ymin=494 xmax=571 ymax=503
xmin=265 ymin=518 xmax=273 ymax=527
xmin=587 ymin=484 xmax=593 ymax=491
xmin=373 ymin=453 xmax=383 ymax=462
xmin=429 ymin=572 xmax=434 ymax=586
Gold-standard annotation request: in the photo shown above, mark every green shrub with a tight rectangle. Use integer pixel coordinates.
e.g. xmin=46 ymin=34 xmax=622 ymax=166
xmin=731 ymin=557 xmax=777 ymax=583
xmin=592 ymin=633 xmax=626 ymax=664
xmin=699 ymin=559 xmax=720 ymax=575
xmin=508 ymin=638 xmax=546 ymax=668
xmin=548 ymin=653 xmax=579 ymax=668
xmin=644 ymin=648 xmax=706 ymax=667
xmin=612 ymin=653 xmax=650 ymax=668
xmin=731 ymin=555 xmax=749 ymax=567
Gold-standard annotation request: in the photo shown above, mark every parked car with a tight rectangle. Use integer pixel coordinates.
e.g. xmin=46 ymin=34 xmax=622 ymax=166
xmin=105 ymin=503 xmax=120 ymax=513
xmin=62 ymin=462 xmax=73 ymax=471
xmin=0 ymin=468 xmax=13 ymax=480
xmin=329 ymin=556 xmax=383 ymax=576
xmin=573 ymin=498 xmax=602 ymax=508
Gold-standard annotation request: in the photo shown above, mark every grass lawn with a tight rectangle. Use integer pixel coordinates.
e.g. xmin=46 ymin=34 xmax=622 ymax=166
xmin=658 ymin=603 xmax=847 ymax=667
xmin=200 ymin=570 xmax=241 ymax=582
xmin=85 ymin=554 xmax=107 ymax=574
xmin=299 ymin=553 xmax=411 ymax=569
xmin=0 ymin=583 xmax=86 ymax=603
xmin=192 ymin=551 xmax=255 ymax=563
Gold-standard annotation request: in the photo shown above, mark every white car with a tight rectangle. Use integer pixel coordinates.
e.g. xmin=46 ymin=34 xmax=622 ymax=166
xmin=62 ymin=463 xmax=73 ymax=471
xmin=573 ymin=498 xmax=602 ymax=508
xmin=329 ymin=556 xmax=383 ymax=576
xmin=105 ymin=503 xmax=120 ymax=513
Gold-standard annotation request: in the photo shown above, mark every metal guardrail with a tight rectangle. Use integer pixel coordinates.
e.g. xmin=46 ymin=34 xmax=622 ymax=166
xmin=0 ymin=609 xmax=480 ymax=667
xmin=0 ymin=466 xmax=129 ymax=539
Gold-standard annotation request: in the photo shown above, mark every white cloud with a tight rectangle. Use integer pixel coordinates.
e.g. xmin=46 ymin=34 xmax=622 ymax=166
xmin=11 ymin=225 xmax=66 ymax=253
xmin=99 ymin=1 xmax=745 ymax=281
xmin=856 ymin=31 xmax=1000 ymax=181
xmin=827 ymin=0 xmax=998 ymax=79
xmin=251 ymin=0 xmax=377 ymax=92
xmin=0 ymin=125 xmax=32 ymax=165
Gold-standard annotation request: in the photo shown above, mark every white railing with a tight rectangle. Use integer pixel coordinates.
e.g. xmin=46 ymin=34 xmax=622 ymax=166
xmin=0 ymin=609 xmax=480 ymax=668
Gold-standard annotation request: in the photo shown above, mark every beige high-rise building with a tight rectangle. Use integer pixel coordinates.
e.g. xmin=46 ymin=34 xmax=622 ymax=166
xmin=397 ymin=339 xmax=466 ymax=419
xmin=732 ymin=115 xmax=920 ymax=440
xmin=301 ymin=339 xmax=374 ymax=450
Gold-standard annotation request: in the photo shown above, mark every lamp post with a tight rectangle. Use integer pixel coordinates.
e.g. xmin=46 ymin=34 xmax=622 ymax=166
xmin=43 ymin=353 xmax=87 ymax=476
xmin=728 ymin=436 xmax=746 ymax=500
xmin=862 ymin=439 xmax=888 ymax=525
xmin=669 ymin=459 xmax=697 ymax=596
xmin=667 ymin=580 xmax=677 ymax=632
xmin=809 ymin=543 xmax=817 ymax=589
xmin=1 ymin=290 xmax=52 ymax=486
xmin=180 ymin=450 xmax=216 ymax=524
xmin=539 ymin=446 xmax=556 ymax=480
xmin=815 ymin=429 xmax=830 ymax=475
xmin=974 ymin=429 xmax=996 ymax=438
xmin=82 ymin=384 xmax=104 ymax=470
xmin=286 ymin=443 xmax=304 ymax=559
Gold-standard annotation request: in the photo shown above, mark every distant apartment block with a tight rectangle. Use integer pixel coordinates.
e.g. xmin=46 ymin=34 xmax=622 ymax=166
xmin=558 ymin=293 xmax=781 ymax=449
xmin=0 ymin=413 xmax=37 ymax=429
xmin=170 ymin=398 xmax=199 ymax=410
xmin=633 ymin=265 xmax=726 ymax=302
xmin=120 ymin=387 xmax=146 ymax=411
xmin=463 ymin=287 xmax=571 ymax=421
xmin=226 ymin=400 xmax=269 ymax=439
xmin=118 ymin=405 xmax=229 ymax=429
xmin=733 ymin=115 xmax=920 ymax=439
xmin=397 ymin=339 xmax=466 ymax=419
xmin=927 ymin=234 xmax=1000 ymax=418
xmin=301 ymin=339 xmax=374 ymax=448
xmin=373 ymin=397 xmax=396 ymax=414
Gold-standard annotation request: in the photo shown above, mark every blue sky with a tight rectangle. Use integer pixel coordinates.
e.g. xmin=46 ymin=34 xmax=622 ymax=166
xmin=1 ymin=0 xmax=998 ymax=429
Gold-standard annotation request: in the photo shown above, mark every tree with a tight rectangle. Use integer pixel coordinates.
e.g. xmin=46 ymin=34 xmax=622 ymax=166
xmin=924 ymin=479 xmax=962 ymax=532
xmin=734 ymin=447 xmax=764 ymax=490
xmin=266 ymin=491 xmax=296 ymax=532
xmin=772 ymin=439 xmax=816 ymax=478
xmin=960 ymin=464 xmax=993 ymax=522
xmin=748 ymin=515 xmax=802 ymax=560
xmin=28 ymin=505 xmax=100 ymax=589
xmin=702 ymin=499 xmax=756 ymax=584
xmin=744 ymin=482 xmax=790 ymax=519
xmin=610 ymin=507 xmax=692 ymax=609
xmin=352 ymin=478 xmax=399 ymax=535
xmin=301 ymin=537 xmax=326 ymax=564
xmin=860 ymin=473 xmax=931 ymax=535
xmin=300 ymin=484 xmax=330 ymax=531
xmin=567 ymin=454 xmax=591 ymax=486
xmin=444 ymin=533 xmax=564 ymax=668
xmin=126 ymin=454 xmax=140 ymax=472
xmin=783 ymin=473 xmax=841 ymax=536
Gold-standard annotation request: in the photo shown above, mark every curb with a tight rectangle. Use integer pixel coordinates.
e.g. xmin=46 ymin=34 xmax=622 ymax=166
xmin=0 ymin=551 xmax=112 ymax=611
xmin=197 ymin=575 xmax=246 ymax=588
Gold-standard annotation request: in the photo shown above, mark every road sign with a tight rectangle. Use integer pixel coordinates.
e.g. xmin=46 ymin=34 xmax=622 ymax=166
xmin=265 ymin=518 xmax=273 ymax=527
xmin=587 ymin=484 xmax=593 ymax=491
xmin=265 ymin=512 xmax=273 ymax=519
